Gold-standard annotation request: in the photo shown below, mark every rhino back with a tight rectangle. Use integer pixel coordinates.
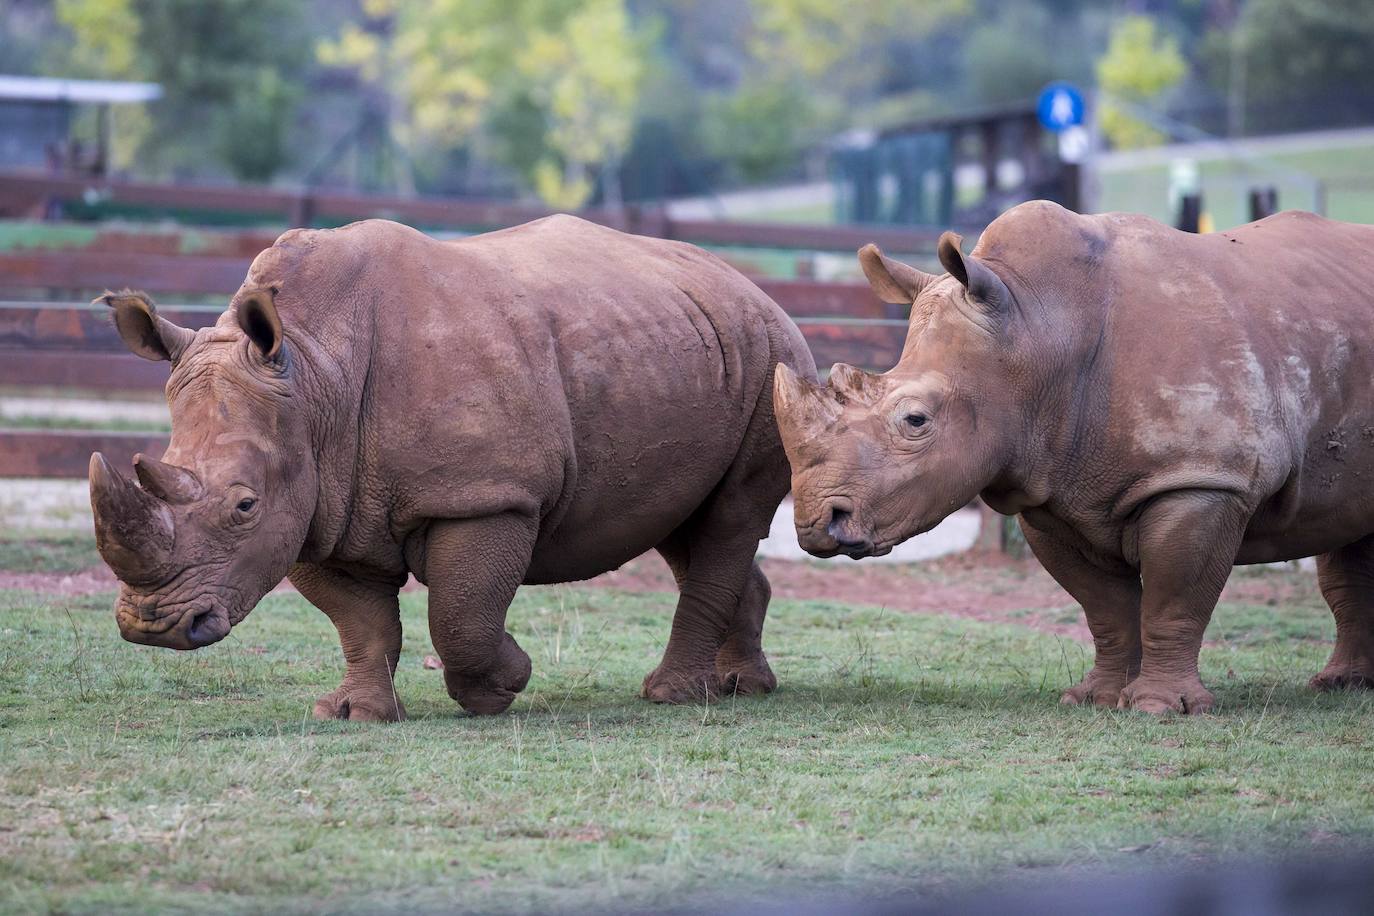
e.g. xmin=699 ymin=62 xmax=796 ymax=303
xmin=269 ymin=216 xmax=794 ymax=578
xmin=995 ymin=205 xmax=1374 ymax=561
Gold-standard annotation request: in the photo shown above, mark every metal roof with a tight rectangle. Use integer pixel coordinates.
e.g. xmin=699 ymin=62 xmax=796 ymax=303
xmin=0 ymin=75 xmax=162 ymax=104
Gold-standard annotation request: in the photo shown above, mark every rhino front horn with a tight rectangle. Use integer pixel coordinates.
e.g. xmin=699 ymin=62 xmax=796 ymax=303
xmin=89 ymin=452 xmax=176 ymax=586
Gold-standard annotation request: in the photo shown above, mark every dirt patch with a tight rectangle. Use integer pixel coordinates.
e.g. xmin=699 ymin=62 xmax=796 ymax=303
xmin=0 ymin=546 xmax=1323 ymax=645
xmin=590 ymin=548 xmax=1089 ymax=639
xmin=0 ymin=566 xmax=118 ymax=596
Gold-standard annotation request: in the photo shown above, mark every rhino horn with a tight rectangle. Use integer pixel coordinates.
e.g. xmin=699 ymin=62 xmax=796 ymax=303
xmin=90 ymin=452 xmax=176 ymax=585
xmin=773 ymin=363 xmax=841 ymax=435
xmin=133 ymin=453 xmax=202 ymax=504
xmin=827 ymin=362 xmax=879 ymax=402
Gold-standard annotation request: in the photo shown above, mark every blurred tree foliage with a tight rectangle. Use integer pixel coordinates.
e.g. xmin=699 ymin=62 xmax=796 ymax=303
xmin=695 ymin=0 xmax=969 ymax=183
xmin=52 ymin=0 xmax=305 ymax=181
xmin=5 ymin=0 xmax=1370 ymax=198
xmin=1194 ymin=0 xmax=1374 ymax=134
xmin=1239 ymin=0 xmax=1374 ymax=96
xmin=320 ymin=0 xmax=648 ymax=208
xmin=1096 ymin=15 xmax=1187 ymax=149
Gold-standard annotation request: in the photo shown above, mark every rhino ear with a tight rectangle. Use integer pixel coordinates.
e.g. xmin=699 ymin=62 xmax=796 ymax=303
xmin=859 ymin=244 xmax=938 ymax=304
xmin=236 ymin=287 xmax=284 ymax=362
xmin=100 ymin=290 xmax=195 ymax=363
xmin=937 ymin=232 xmax=1009 ymax=313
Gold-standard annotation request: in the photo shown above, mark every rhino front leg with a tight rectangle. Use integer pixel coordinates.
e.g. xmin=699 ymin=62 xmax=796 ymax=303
xmin=1019 ymin=517 xmax=1141 ymax=707
xmin=1311 ymin=535 xmax=1374 ymax=690
xmin=290 ymin=563 xmax=407 ymax=722
xmin=642 ymin=531 xmax=759 ymax=704
xmin=1117 ymin=491 xmax=1250 ymax=715
xmin=425 ymin=513 xmax=536 ymax=716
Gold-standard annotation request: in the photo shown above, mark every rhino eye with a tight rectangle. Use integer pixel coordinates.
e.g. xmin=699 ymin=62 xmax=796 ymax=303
xmin=904 ymin=413 xmax=928 ymax=429
xmin=235 ymin=497 xmax=258 ymax=513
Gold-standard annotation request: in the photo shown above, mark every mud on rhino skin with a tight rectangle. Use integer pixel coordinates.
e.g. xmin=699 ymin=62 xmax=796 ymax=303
xmin=774 ymin=201 xmax=1374 ymax=714
xmin=89 ymin=215 xmax=816 ymax=720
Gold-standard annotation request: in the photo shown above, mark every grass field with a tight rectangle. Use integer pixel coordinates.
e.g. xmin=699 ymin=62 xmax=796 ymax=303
xmin=2 ymin=538 xmax=1373 ymax=914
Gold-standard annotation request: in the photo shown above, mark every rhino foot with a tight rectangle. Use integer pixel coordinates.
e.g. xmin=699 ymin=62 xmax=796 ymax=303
xmin=444 ymin=632 xmax=532 ymax=716
xmin=716 ymin=653 xmax=777 ymax=697
xmin=1117 ymin=676 xmax=1215 ymax=716
xmin=1060 ymin=668 xmax=1131 ymax=708
xmin=1309 ymin=667 xmax=1374 ymax=691
xmin=641 ymin=666 xmax=718 ymax=704
xmin=313 ymin=683 xmax=407 ymax=722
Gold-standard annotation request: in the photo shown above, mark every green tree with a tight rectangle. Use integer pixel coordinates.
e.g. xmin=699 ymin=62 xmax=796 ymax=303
xmin=687 ymin=0 xmax=968 ymax=183
xmin=54 ymin=0 xmax=139 ymax=77
xmin=133 ymin=0 xmax=306 ymax=181
xmin=322 ymin=0 xmax=648 ymax=208
xmin=1214 ymin=0 xmax=1374 ymax=133
xmin=1096 ymin=15 xmax=1187 ymax=149
xmin=963 ymin=13 xmax=1060 ymax=107
xmin=53 ymin=0 xmax=306 ymax=181
xmin=699 ymin=77 xmax=811 ymax=184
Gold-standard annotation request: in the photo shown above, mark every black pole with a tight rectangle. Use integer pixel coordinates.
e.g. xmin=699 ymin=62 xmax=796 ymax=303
xmin=1248 ymin=186 xmax=1278 ymax=221
xmin=1177 ymin=193 xmax=1202 ymax=233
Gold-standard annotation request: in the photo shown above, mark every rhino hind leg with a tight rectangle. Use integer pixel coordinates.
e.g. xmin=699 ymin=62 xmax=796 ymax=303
xmin=1311 ymin=535 xmax=1374 ymax=691
xmin=641 ymin=528 xmax=766 ymax=704
xmin=425 ymin=513 xmax=537 ymax=716
xmin=642 ymin=463 xmax=786 ymax=704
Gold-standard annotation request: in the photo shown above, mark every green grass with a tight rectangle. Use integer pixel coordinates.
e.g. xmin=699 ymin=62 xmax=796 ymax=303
xmin=0 ymin=414 xmax=171 ymax=433
xmin=0 ymin=532 xmax=99 ymax=574
xmin=2 ymin=574 xmax=1372 ymax=914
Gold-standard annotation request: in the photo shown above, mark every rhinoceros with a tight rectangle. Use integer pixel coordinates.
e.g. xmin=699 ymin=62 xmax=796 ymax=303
xmin=90 ymin=215 xmax=815 ymax=720
xmin=773 ymin=200 xmax=1374 ymax=714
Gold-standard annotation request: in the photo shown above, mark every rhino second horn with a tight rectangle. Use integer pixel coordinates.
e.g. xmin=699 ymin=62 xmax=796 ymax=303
xmin=133 ymin=453 xmax=202 ymax=504
xmin=773 ymin=363 xmax=841 ymax=431
xmin=827 ymin=362 xmax=875 ymax=401
xmin=89 ymin=452 xmax=176 ymax=585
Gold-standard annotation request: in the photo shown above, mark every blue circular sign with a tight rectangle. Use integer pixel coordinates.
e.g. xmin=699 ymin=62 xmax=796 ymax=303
xmin=1037 ymin=82 xmax=1085 ymax=133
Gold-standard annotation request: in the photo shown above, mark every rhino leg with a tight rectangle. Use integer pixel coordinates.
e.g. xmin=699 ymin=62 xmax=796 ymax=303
xmin=291 ymin=563 xmax=407 ymax=722
xmin=426 ymin=513 xmax=536 ymax=716
xmin=715 ymin=563 xmax=778 ymax=696
xmin=1311 ymin=535 xmax=1374 ymax=691
xmin=1020 ymin=518 xmax=1141 ymax=707
xmin=653 ymin=528 xmax=777 ymax=701
xmin=642 ymin=389 xmax=788 ymax=704
xmin=642 ymin=524 xmax=767 ymax=704
xmin=1117 ymin=491 xmax=1250 ymax=715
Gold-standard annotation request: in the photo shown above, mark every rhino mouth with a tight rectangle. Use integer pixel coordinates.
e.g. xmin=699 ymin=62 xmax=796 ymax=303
xmin=798 ymin=535 xmax=896 ymax=561
xmin=116 ymin=589 xmax=236 ymax=650
xmin=796 ymin=496 xmax=891 ymax=559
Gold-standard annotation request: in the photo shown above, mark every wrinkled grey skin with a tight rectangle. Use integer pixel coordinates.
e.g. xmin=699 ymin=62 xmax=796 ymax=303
xmin=92 ymin=216 xmax=815 ymax=720
xmin=91 ymin=294 xmax=311 ymax=650
xmin=775 ymin=200 xmax=1374 ymax=714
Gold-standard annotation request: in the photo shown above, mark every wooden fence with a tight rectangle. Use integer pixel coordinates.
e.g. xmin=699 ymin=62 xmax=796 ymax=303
xmin=0 ymin=173 xmax=927 ymax=478
xmin=0 ymin=170 xmax=949 ymax=257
